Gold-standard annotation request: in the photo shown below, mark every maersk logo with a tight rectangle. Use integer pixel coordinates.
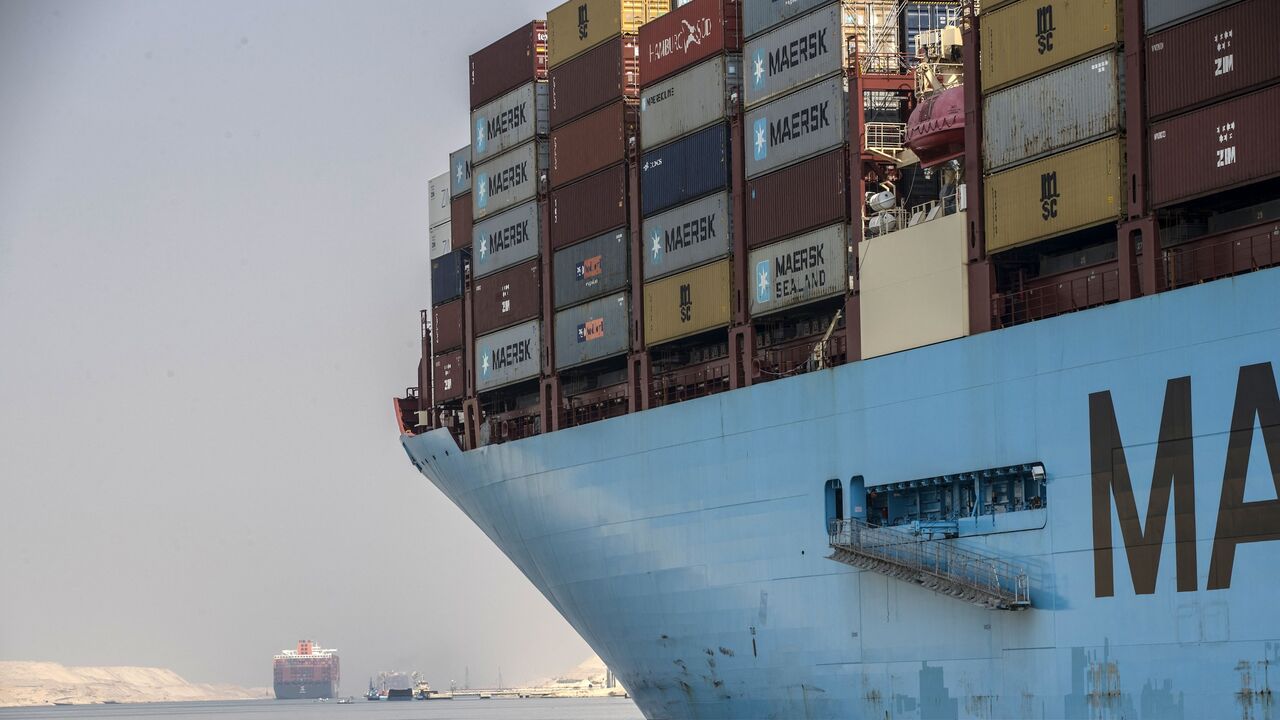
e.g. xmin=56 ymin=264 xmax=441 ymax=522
xmin=649 ymin=228 xmax=664 ymax=263
xmin=576 ymin=317 xmax=604 ymax=343
xmin=754 ymin=27 xmax=829 ymax=88
xmin=477 ymin=218 xmax=531 ymax=260
xmin=480 ymin=345 xmax=491 ymax=376
xmin=476 ymin=102 xmax=529 ymax=154
xmin=755 ymin=260 xmax=771 ymax=303
xmin=768 ymin=100 xmax=830 ymax=150
xmin=481 ymin=338 xmax=533 ymax=376
xmin=474 ymin=117 xmax=488 ymax=153
xmin=455 ymin=158 xmax=470 ymax=185
xmin=476 ymin=172 xmax=489 ymax=208
xmin=483 ymin=161 xmax=529 ymax=204
xmin=771 ymin=243 xmax=828 ymax=299
xmin=753 ymin=118 xmax=768 ymax=161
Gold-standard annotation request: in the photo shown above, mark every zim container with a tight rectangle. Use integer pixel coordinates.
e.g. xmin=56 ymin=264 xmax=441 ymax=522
xmin=471 ymin=257 xmax=542 ymax=336
xmin=1149 ymin=84 xmax=1280 ymax=208
xmin=553 ymin=228 xmax=630 ymax=309
xmin=546 ymin=0 xmax=667 ymax=68
xmin=642 ymin=191 xmax=732 ymax=280
xmin=745 ymin=147 xmax=848 ymax=248
xmin=984 ymin=136 xmax=1124 ymax=253
xmin=471 ymin=82 xmax=549 ymax=164
xmin=1144 ymin=0 xmax=1238 ymax=32
xmin=554 ymin=293 xmax=630 ymax=369
xmin=640 ymin=54 xmax=741 ymax=150
xmin=742 ymin=0 xmax=835 ymax=40
xmin=472 ymin=140 xmax=547 ymax=221
xmin=475 ymin=319 xmax=542 ymax=392
xmin=743 ymin=4 xmax=852 ymax=108
xmin=431 ymin=248 xmax=469 ymax=306
xmin=432 ymin=299 xmax=464 ymax=353
xmin=429 ymin=220 xmax=453 ymax=261
xmin=980 ymin=0 xmax=1120 ymax=93
xmin=638 ymin=0 xmax=743 ymax=86
xmin=1146 ymin=0 xmax=1279 ymax=120
xmin=745 ymin=74 xmax=848 ymax=179
xmin=428 ymin=172 xmax=451 ymax=229
xmin=549 ymin=100 xmax=637 ymax=187
xmin=469 ymin=21 xmax=547 ymax=109
xmin=549 ymin=37 xmax=640 ymax=128
xmin=748 ymin=222 xmax=848 ymax=316
xmin=643 ymin=257 xmax=732 ymax=345
xmin=450 ymin=194 xmax=473 ymax=252
xmin=432 ymin=349 xmax=465 ymax=403
xmin=449 ymin=145 xmax=472 ymax=198
xmin=472 ymin=200 xmax=541 ymax=278
xmin=640 ymin=121 xmax=730 ymax=217
xmin=550 ymin=163 xmax=629 ymax=249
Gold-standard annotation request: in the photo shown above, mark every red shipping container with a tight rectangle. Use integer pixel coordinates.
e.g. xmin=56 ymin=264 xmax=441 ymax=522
xmin=471 ymin=258 xmax=542 ymax=336
xmin=550 ymin=163 xmax=629 ymax=250
xmin=1146 ymin=0 xmax=1280 ymax=120
xmin=470 ymin=21 xmax=548 ymax=110
xmin=638 ymin=0 xmax=742 ymax=86
xmin=548 ymin=37 xmax=639 ymax=128
xmin=550 ymin=101 xmax=637 ymax=187
xmin=746 ymin=148 xmax=849 ymax=248
xmin=1149 ymin=85 xmax=1280 ymax=208
xmin=433 ymin=349 xmax=465 ymax=403
xmin=432 ymin=298 xmax=464 ymax=353
xmin=450 ymin=194 xmax=473 ymax=252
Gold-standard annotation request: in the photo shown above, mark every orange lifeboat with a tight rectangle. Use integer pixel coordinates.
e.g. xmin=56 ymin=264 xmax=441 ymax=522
xmin=905 ymin=85 xmax=965 ymax=168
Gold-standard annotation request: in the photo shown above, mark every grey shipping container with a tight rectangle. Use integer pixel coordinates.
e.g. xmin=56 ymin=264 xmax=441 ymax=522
xmin=428 ymin=172 xmax=451 ymax=228
xmin=554 ymin=293 xmax=630 ymax=369
xmin=640 ymin=55 xmax=741 ymax=150
xmin=745 ymin=74 xmax=848 ymax=178
xmin=471 ymin=82 xmax=549 ymax=164
xmin=748 ymin=222 xmax=848 ymax=316
xmin=642 ymin=191 xmax=732 ymax=280
xmin=550 ymin=163 xmax=629 ymax=249
xmin=473 ymin=140 xmax=547 ymax=221
xmin=431 ymin=248 xmax=468 ymax=306
xmin=743 ymin=4 xmax=849 ymax=108
xmin=742 ymin=0 xmax=836 ymax=40
xmin=449 ymin=145 xmax=472 ymax=198
xmin=472 ymin=200 xmax=541 ymax=278
xmin=429 ymin=220 xmax=453 ymax=261
xmin=640 ymin=122 xmax=730 ymax=217
xmin=475 ymin=319 xmax=542 ymax=392
xmin=553 ymin=229 xmax=630 ymax=309
xmin=1144 ymin=0 xmax=1237 ymax=32
xmin=982 ymin=50 xmax=1123 ymax=173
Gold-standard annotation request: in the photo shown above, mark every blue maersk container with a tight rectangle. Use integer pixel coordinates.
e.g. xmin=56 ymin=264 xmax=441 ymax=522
xmin=639 ymin=122 xmax=731 ymax=218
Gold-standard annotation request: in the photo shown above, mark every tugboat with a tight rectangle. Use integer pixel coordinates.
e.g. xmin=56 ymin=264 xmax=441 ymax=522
xmin=364 ymin=678 xmax=380 ymax=701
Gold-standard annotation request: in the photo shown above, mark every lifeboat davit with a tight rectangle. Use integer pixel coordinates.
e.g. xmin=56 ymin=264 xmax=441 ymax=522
xmin=905 ymin=85 xmax=965 ymax=168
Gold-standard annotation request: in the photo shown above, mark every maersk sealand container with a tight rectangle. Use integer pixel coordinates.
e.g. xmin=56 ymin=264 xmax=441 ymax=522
xmin=639 ymin=121 xmax=731 ymax=217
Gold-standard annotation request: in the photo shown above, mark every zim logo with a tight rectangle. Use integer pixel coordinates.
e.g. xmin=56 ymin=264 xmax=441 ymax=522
xmin=755 ymin=260 xmax=771 ymax=304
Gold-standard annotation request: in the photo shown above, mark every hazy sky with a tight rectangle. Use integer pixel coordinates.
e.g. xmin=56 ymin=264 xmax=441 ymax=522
xmin=0 ymin=0 xmax=592 ymax=691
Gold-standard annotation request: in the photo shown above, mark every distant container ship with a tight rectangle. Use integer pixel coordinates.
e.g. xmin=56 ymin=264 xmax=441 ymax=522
xmin=272 ymin=641 xmax=339 ymax=700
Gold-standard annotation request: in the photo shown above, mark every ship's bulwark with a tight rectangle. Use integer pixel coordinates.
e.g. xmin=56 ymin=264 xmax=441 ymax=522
xmin=404 ymin=269 xmax=1280 ymax=720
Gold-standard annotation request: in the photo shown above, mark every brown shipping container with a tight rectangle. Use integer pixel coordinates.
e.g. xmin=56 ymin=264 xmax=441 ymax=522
xmin=547 ymin=0 xmax=666 ymax=68
xmin=550 ymin=163 xmax=629 ymax=249
xmin=548 ymin=37 xmax=639 ymax=128
xmin=470 ymin=21 xmax=548 ymax=110
xmin=644 ymin=258 xmax=732 ymax=345
xmin=1149 ymin=85 xmax=1280 ymax=209
xmin=1146 ymin=0 xmax=1280 ymax=121
xmin=450 ymin=194 xmax=473 ymax=252
xmin=638 ymin=0 xmax=741 ymax=86
xmin=746 ymin=148 xmax=849 ymax=249
xmin=980 ymin=0 xmax=1120 ymax=93
xmin=432 ymin=299 xmax=464 ymax=353
xmin=432 ymin=350 xmax=465 ymax=403
xmin=550 ymin=101 xmax=637 ymax=187
xmin=472 ymin=258 xmax=542 ymax=336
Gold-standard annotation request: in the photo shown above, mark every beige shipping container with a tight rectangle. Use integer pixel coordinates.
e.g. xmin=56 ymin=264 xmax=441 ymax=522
xmin=980 ymin=0 xmax=1120 ymax=93
xmin=985 ymin=136 xmax=1123 ymax=253
xmin=547 ymin=0 xmax=667 ymax=69
xmin=643 ymin=258 xmax=731 ymax=346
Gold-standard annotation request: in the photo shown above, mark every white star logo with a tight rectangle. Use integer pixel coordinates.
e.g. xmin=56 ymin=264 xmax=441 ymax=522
xmin=757 ymin=267 xmax=770 ymax=295
xmin=475 ymin=118 xmax=486 ymax=150
xmin=754 ymin=124 xmax=766 ymax=157
xmin=456 ymin=162 xmax=465 ymax=183
xmin=753 ymin=51 xmax=765 ymax=86
xmin=650 ymin=230 xmax=662 ymax=260
xmin=477 ymin=177 xmax=487 ymax=205
xmin=481 ymin=352 xmax=491 ymax=376
xmin=479 ymin=236 xmax=487 ymax=259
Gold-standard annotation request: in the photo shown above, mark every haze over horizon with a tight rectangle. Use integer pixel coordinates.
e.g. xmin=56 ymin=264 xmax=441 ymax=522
xmin=0 ymin=0 xmax=593 ymax=691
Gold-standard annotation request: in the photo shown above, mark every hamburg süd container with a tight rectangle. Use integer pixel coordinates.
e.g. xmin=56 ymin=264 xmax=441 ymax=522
xmin=642 ymin=191 xmax=732 ymax=281
xmin=432 ymin=299 xmax=464 ymax=353
xmin=450 ymin=194 xmax=473 ymax=252
xmin=554 ymin=293 xmax=631 ymax=369
xmin=982 ymin=50 xmax=1122 ymax=173
xmin=748 ymin=223 xmax=848 ymax=316
xmin=1146 ymin=0 xmax=1279 ymax=120
xmin=1149 ymin=84 xmax=1280 ymax=208
xmin=644 ymin=257 xmax=732 ymax=345
xmin=475 ymin=319 xmax=542 ymax=392
xmin=742 ymin=0 xmax=834 ymax=40
xmin=429 ymin=220 xmax=453 ymax=261
xmin=553 ymin=228 xmax=630 ymax=309
xmin=640 ymin=121 xmax=730 ymax=217
xmin=550 ymin=163 xmax=629 ymax=249
xmin=472 ymin=140 xmax=547 ymax=221
xmin=432 ymin=349 xmax=465 ymax=403
xmin=472 ymin=200 xmax=541 ymax=279
xmin=547 ymin=0 xmax=668 ymax=68
xmin=450 ymin=145 xmax=472 ymax=198
xmin=746 ymin=147 xmax=848 ymax=249
xmin=638 ymin=0 xmax=742 ymax=86
xmin=745 ymin=74 xmax=848 ymax=179
xmin=549 ymin=101 xmax=637 ymax=187
xmin=428 ymin=172 xmax=451 ymax=229
xmin=980 ymin=0 xmax=1120 ymax=93
xmin=743 ymin=4 xmax=852 ymax=108
xmin=471 ymin=257 xmax=542 ymax=336
xmin=549 ymin=37 xmax=639 ymax=128
xmin=1144 ymin=0 xmax=1239 ymax=32
xmin=984 ymin=136 xmax=1124 ymax=253
xmin=431 ymin=248 xmax=469 ymax=306
xmin=640 ymin=55 xmax=741 ymax=150
xmin=471 ymin=82 xmax=549 ymax=164
xmin=469 ymin=21 xmax=547 ymax=109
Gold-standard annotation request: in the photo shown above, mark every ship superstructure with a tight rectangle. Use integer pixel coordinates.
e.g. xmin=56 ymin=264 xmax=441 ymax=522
xmin=272 ymin=640 xmax=339 ymax=700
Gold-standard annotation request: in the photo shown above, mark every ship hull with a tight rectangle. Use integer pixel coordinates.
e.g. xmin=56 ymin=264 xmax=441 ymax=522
xmin=405 ymin=268 xmax=1280 ymax=719
xmin=273 ymin=681 xmax=338 ymax=700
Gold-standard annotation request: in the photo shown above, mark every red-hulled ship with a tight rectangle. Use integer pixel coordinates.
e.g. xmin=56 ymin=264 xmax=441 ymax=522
xmin=273 ymin=640 xmax=339 ymax=700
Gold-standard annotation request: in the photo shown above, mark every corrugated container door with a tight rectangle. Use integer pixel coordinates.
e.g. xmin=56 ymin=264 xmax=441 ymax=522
xmin=472 ymin=200 xmax=541 ymax=278
xmin=743 ymin=4 xmax=851 ymax=108
xmin=640 ymin=55 xmax=740 ymax=150
xmin=748 ymin=223 xmax=849 ymax=316
xmin=554 ymin=293 xmax=631 ymax=369
xmin=549 ymin=37 xmax=640 ymax=128
xmin=640 ymin=122 xmax=730 ymax=217
xmin=471 ymin=258 xmax=543 ymax=336
xmin=432 ymin=350 xmax=466 ymax=402
xmin=553 ymin=229 xmax=631 ymax=309
xmin=742 ymin=0 xmax=834 ymax=40
xmin=549 ymin=101 xmax=636 ymax=187
xmin=473 ymin=140 xmax=546 ymax=221
xmin=1144 ymin=0 xmax=1239 ymax=32
xmin=450 ymin=194 xmax=473 ymax=252
xmin=547 ymin=0 xmax=668 ymax=68
xmin=642 ymin=191 xmax=733 ymax=280
xmin=980 ymin=0 xmax=1120 ymax=93
xmin=550 ymin=163 xmax=629 ymax=249
xmin=984 ymin=136 xmax=1124 ymax=253
xmin=431 ymin=249 xmax=468 ymax=306
xmin=643 ymin=258 xmax=732 ymax=345
xmin=432 ymin=299 xmax=465 ymax=353
xmin=469 ymin=21 xmax=548 ymax=109
xmin=639 ymin=0 xmax=742 ymax=85
xmin=429 ymin=220 xmax=453 ymax=260
xmin=745 ymin=148 xmax=848 ymax=248
xmin=745 ymin=75 xmax=848 ymax=178
xmin=471 ymin=82 xmax=549 ymax=164
xmin=475 ymin=319 xmax=542 ymax=392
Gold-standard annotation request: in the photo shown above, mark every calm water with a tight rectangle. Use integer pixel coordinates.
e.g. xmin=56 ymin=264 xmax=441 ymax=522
xmin=0 ymin=698 xmax=644 ymax=720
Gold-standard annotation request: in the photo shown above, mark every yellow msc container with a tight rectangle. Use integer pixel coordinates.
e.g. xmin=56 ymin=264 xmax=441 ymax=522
xmin=984 ymin=136 xmax=1124 ymax=253
xmin=644 ymin=258 xmax=731 ymax=345
xmin=980 ymin=0 xmax=1121 ymax=92
xmin=547 ymin=0 xmax=667 ymax=68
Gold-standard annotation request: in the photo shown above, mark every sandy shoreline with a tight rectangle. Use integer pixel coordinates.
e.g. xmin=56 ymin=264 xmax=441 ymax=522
xmin=0 ymin=661 xmax=269 ymax=708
